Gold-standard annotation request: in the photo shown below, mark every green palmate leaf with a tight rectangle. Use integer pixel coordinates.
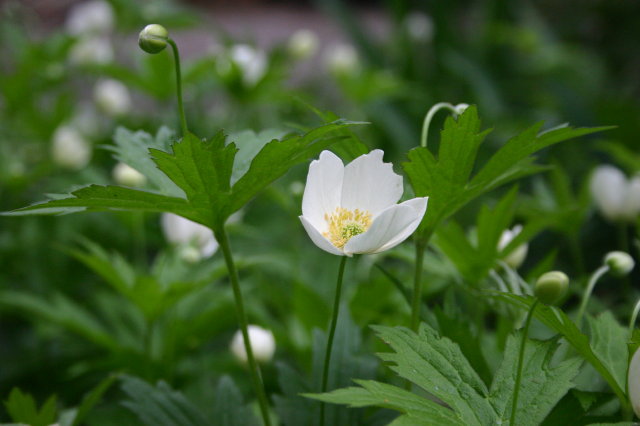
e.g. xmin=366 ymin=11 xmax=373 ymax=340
xmin=229 ymin=128 xmax=287 ymax=185
xmin=489 ymin=334 xmax=581 ymax=425
xmin=120 ymin=375 xmax=210 ymax=426
xmin=587 ymin=312 xmax=629 ymax=393
xmin=403 ymin=106 xmax=613 ymax=242
xmin=372 ymin=324 xmax=496 ymax=425
xmin=494 ymin=293 xmax=628 ymax=407
xmin=212 ymin=376 xmax=259 ymax=426
xmin=4 ymin=388 xmax=57 ymax=426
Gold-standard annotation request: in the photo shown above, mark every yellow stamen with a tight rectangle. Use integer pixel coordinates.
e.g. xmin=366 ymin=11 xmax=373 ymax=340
xmin=323 ymin=207 xmax=372 ymax=248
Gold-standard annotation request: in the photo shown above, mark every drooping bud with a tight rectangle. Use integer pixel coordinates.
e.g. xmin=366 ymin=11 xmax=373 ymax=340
xmin=112 ymin=162 xmax=146 ymax=187
xmin=534 ymin=271 xmax=569 ymax=305
xmin=138 ymin=24 xmax=169 ymax=54
xmin=230 ymin=325 xmax=276 ymax=363
xmin=604 ymin=251 xmax=635 ymax=277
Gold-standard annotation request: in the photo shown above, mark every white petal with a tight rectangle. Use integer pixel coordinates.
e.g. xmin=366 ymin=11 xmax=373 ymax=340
xmin=343 ymin=197 xmax=428 ymax=255
xmin=301 ymin=150 xmax=344 ymax=231
xmin=621 ymin=175 xmax=640 ymax=221
xmin=340 ymin=150 xmax=403 ymax=216
xmin=590 ymin=165 xmax=626 ymax=221
xmin=629 ymin=348 xmax=640 ymax=418
xmin=299 ymin=216 xmax=346 ymax=256
xmin=161 ymin=213 xmax=213 ymax=247
xmin=200 ymin=238 xmax=219 ymax=258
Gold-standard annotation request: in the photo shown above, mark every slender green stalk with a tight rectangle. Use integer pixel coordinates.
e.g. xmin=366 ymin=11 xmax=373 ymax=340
xmin=575 ymin=265 xmax=609 ymax=328
xmin=510 ymin=299 xmax=539 ymax=426
xmin=420 ymin=102 xmax=456 ymax=148
xmin=411 ymin=241 xmax=426 ymax=331
xmin=629 ymin=298 xmax=640 ymax=339
xmin=167 ymin=38 xmax=188 ymax=136
xmin=319 ymin=256 xmax=348 ymax=426
xmin=217 ymin=229 xmax=271 ymax=426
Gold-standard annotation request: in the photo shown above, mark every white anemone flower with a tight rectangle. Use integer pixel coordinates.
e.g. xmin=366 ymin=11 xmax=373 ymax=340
xmin=288 ymin=29 xmax=319 ymax=59
xmin=161 ymin=213 xmax=218 ymax=261
xmin=590 ymin=165 xmax=640 ymax=223
xmin=498 ymin=225 xmax=528 ymax=269
xmin=229 ymin=44 xmax=267 ymax=86
xmin=629 ymin=348 xmax=640 ymax=418
xmin=300 ymin=150 xmax=428 ymax=257
xmin=94 ymin=79 xmax=132 ymax=117
xmin=230 ymin=325 xmax=276 ymax=363
xmin=325 ymin=44 xmax=358 ymax=74
xmin=51 ymin=125 xmax=92 ymax=170
xmin=69 ymin=36 xmax=113 ymax=66
xmin=65 ymin=0 xmax=114 ymax=36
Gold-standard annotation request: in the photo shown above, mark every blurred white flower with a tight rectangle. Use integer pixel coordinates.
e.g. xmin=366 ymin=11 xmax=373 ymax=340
xmin=300 ymin=150 xmax=428 ymax=257
xmin=112 ymin=162 xmax=146 ymax=187
xmin=65 ymin=0 xmax=114 ymax=36
xmin=70 ymin=106 xmax=101 ymax=138
xmin=230 ymin=325 xmax=276 ymax=363
xmin=288 ymin=29 xmax=319 ymax=59
xmin=325 ymin=44 xmax=358 ymax=75
xmin=69 ymin=36 xmax=113 ymax=66
xmin=498 ymin=225 xmax=528 ymax=269
xmin=161 ymin=213 xmax=218 ymax=261
xmin=404 ymin=12 xmax=434 ymax=42
xmin=590 ymin=165 xmax=640 ymax=222
xmin=51 ymin=125 xmax=91 ymax=170
xmin=629 ymin=348 xmax=640 ymax=418
xmin=94 ymin=79 xmax=131 ymax=117
xmin=229 ymin=44 xmax=267 ymax=86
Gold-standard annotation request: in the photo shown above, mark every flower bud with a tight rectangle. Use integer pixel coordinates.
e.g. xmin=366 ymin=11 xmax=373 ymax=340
xmin=534 ymin=271 xmax=569 ymax=305
xmin=112 ymin=162 xmax=146 ymax=187
xmin=65 ymin=0 xmax=114 ymax=36
xmin=325 ymin=44 xmax=358 ymax=75
xmin=94 ymin=79 xmax=132 ymax=117
xmin=629 ymin=348 xmax=640 ymax=418
xmin=604 ymin=251 xmax=635 ymax=276
xmin=288 ymin=29 xmax=319 ymax=59
xmin=138 ymin=24 xmax=169 ymax=54
xmin=51 ymin=125 xmax=92 ymax=170
xmin=454 ymin=103 xmax=470 ymax=116
xmin=230 ymin=325 xmax=275 ymax=363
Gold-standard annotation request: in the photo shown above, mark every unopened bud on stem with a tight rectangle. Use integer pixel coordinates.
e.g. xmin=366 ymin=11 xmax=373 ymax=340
xmin=534 ymin=271 xmax=569 ymax=305
xmin=139 ymin=24 xmax=168 ymax=54
xmin=604 ymin=251 xmax=635 ymax=276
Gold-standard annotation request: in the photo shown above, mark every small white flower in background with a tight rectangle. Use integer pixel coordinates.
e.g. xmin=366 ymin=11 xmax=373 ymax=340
xmin=590 ymin=165 xmax=640 ymax=223
xmin=65 ymin=0 xmax=114 ymax=36
xmin=229 ymin=44 xmax=267 ymax=86
xmin=300 ymin=150 xmax=428 ymax=257
xmin=161 ymin=213 xmax=218 ymax=262
xmin=69 ymin=36 xmax=113 ymax=66
xmin=404 ymin=12 xmax=434 ymax=42
xmin=51 ymin=125 xmax=92 ymax=170
xmin=325 ymin=44 xmax=358 ymax=75
xmin=288 ymin=29 xmax=319 ymax=59
xmin=71 ymin=106 xmax=101 ymax=138
xmin=112 ymin=162 xmax=146 ymax=187
xmin=629 ymin=348 xmax=640 ymax=418
xmin=230 ymin=325 xmax=276 ymax=363
xmin=94 ymin=79 xmax=132 ymax=117
xmin=498 ymin=225 xmax=528 ymax=269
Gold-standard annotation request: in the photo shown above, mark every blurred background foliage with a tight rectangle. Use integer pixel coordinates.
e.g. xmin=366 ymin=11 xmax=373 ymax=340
xmin=1 ymin=0 xmax=640 ymax=424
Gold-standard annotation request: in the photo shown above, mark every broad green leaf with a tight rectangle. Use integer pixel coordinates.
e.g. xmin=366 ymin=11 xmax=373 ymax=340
xmin=4 ymin=388 xmax=57 ymax=426
xmin=372 ymin=324 xmax=497 ymax=425
xmin=489 ymin=334 xmax=581 ymax=425
xmin=120 ymin=375 xmax=210 ymax=426
xmin=588 ymin=312 xmax=629 ymax=392
xmin=212 ymin=376 xmax=259 ymax=426
xmin=229 ymin=128 xmax=287 ymax=185
xmin=71 ymin=374 xmax=119 ymax=426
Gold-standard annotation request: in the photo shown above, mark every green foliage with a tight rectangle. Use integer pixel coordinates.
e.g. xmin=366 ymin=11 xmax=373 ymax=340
xmin=4 ymin=388 xmax=57 ymax=426
xmin=212 ymin=376 xmax=259 ymax=426
xmin=587 ymin=312 xmax=629 ymax=394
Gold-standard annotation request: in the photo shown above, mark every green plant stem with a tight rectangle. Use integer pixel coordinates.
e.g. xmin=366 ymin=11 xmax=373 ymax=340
xmin=167 ymin=38 xmax=188 ymax=136
xmin=217 ymin=228 xmax=271 ymax=426
xmin=420 ymin=102 xmax=456 ymax=148
xmin=410 ymin=241 xmax=426 ymax=331
xmin=319 ymin=255 xmax=348 ymax=426
xmin=576 ymin=265 xmax=609 ymax=328
xmin=629 ymin=298 xmax=640 ymax=339
xmin=510 ymin=299 xmax=539 ymax=426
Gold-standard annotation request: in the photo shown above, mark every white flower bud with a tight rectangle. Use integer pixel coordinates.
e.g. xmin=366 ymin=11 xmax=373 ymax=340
xmin=94 ymin=79 xmax=131 ymax=117
xmin=288 ymin=29 xmax=319 ymax=59
xmin=289 ymin=181 xmax=305 ymax=196
xmin=629 ymin=348 xmax=640 ymax=418
xmin=404 ymin=12 xmax=434 ymax=42
xmin=161 ymin=213 xmax=218 ymax=258
xmin=325 ymin=44 xmax=358 ymax=75
xmin=590 ymin=165 xmax=640 ymax=223
xmin=138 ymin=24 xmax=169 ymax=54
xmin=534 ymin=271 xmax=569 ymax=305
xmin=498 ymin=225 xmax=528 ymax=269
xmin=112 ymin=162 xmax=146 ymax=187
xmin=65 ymin=0 xmax=114 ymax=36
xmin=179 ymin=246 xmax=202 ymax=264
xmin=229 ymin=44 xmax=267 ymax=86
xmin=51 ymin=125 xmax=91 ymax=170
xmin=69 ymin=36 xmax=113 ymax=66
xmin=604 ymin=251 xmax=635 ymax=276
xmin=453 ymin=103 xmax=470 ymax=116
xmin=230 ymin=325 xmax=276 ymax=363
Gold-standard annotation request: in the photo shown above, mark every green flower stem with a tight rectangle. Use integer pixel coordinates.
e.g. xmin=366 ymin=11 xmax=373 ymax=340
xmin=410 ymin=240 xmax=426 ymax=331
xmin=629 ymin=298 xmax=640 ymax=338
xmin=217 ymin=228 xmax=271 ymax=426
xmin=167 ymin=38 xmax=188 ymax=136
xmin=576 ymin=265 xmax=609 ymax=328
xmin=510 ymin=298 xmax=539 ymax=426
xmin=420 ymin=102 xmax=456 ymax=148
xmin=319 ymin=255 xmax=348 ymax=426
